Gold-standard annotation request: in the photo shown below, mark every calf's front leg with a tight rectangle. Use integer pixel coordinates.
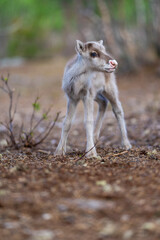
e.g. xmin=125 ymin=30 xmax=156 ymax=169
xmin=55 ymin=98 xmax=77 ymax=155
xmin=83 ymin=93 xmax=97 ymax=158
xmin=94 ymin=93 xmax=108 ymax=142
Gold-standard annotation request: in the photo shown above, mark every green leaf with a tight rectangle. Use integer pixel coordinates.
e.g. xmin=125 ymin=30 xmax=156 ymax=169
xmin=32 ymin=102 xmax=40 ymax=111
xmin=30 ymin=131 xmax=33 ymax=137
xmin=43 ymin=113 xmax=47 ymax=120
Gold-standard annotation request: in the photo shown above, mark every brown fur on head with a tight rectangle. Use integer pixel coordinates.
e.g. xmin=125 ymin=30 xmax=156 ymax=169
xmin=75 ymin=40 xmax=118 ymax=73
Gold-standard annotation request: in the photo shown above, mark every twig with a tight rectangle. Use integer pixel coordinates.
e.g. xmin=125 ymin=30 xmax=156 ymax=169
xmin=31 ymin=106 xmax=52 ymax=133
xmin=12 ymin=92 xmax=20 ymax=120
xmin=32 ymin=111 xmax=60 ymax=147
xmin=18 ymin=122 xmax=24 ymax=143
xmin=26 ymin=109 xmax=55 ymax=146
xmin=75 ymin=140 xmax=99 ymax=162
xmin=38 ymin=149 xmax=51 ymax=154
xmin=0 ymin=86 xmax=8 ymax=94
xmin=30 ymin=96 xmax=39 ymax=132
xmin=34 ymin=121 xmax=51 ymax=143
xmin=0 ymin=75 xmax=18 ymax=148
xmin=0 ymin=121 xmax=10 ymax=137
xmin=111 ymin=150 xmax=128 ymax=157
xmin=0 ymin=121 xmax=8 ymax=130
xmin=0 ymin=75 xmax=60 ymax=149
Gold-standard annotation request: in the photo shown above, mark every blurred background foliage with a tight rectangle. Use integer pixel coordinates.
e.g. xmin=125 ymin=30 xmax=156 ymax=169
xmin=0 ymin=0 xmax=160 ymax=72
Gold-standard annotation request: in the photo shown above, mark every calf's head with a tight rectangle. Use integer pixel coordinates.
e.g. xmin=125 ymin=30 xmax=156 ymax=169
xmin=76 ymin=40 xmax=118 ymax=73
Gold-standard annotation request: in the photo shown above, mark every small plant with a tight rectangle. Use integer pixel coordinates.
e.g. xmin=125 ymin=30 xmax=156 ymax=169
xmin=0 ymin=75 xmax=60 ymax=149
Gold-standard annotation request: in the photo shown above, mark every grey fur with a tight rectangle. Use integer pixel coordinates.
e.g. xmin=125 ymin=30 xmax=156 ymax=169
xmin=55 ymin=40 xmax=131 ymax=158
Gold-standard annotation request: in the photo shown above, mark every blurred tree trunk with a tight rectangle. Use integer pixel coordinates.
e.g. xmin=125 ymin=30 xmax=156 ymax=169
xmin=97 ymin=0 xmax=120 ymax=56
xmin=79 ymin=7 xmax=107 ymax=45
xmin=135 ymin=0 xmax=148 ymax=60
xmin=150 ymin=0 xmax=160 ymax=56
xmin=98 ymin=0 xmax=138 ymax=72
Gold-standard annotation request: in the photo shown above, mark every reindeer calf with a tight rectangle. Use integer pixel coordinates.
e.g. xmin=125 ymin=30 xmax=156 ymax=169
xmin=55 ymin=40 xmax=131 ymax=158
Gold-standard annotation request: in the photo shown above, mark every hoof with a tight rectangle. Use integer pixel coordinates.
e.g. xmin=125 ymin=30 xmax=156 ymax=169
xmin=54 ymin=149 xmax=66 ymax=156
xmin=86 ymin=151 xmax=100 ymax=159
xmin=123 ymin=141 xmax=132 ymax=150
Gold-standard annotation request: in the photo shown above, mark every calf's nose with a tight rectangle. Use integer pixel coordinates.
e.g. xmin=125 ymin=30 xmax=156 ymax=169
xmin=109 ymin=60 xmax=118 ymax=68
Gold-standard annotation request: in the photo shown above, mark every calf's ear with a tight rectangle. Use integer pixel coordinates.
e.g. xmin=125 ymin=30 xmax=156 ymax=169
xmin=76 ymin=40 xmax=85 ymax=54
xmin=98 ymin=40 xmax=103 ymax=45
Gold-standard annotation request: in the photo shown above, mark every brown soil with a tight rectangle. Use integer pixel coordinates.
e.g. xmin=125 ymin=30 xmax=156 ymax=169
xmin=0 ymin=59 xmax=160 ymax=240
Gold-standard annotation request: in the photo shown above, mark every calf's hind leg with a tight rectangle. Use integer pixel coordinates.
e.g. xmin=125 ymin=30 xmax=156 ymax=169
xmin=103 ymin=87 xmax=131 ymax=150
xmin=55 ymin=98 xmax=77 ymax=155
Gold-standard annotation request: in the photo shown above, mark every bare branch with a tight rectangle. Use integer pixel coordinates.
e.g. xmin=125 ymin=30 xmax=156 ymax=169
xmin=112 ymin=150 xmax=128 ymax=157
xmin=30 ymin=96 xmax=39 ymax=132
xmin=0 ymin=86 xmax=9 ymax=94
xmin=13 ymin=92 xmax=20 ymax=119
xmin=31 ymin=105 xmax=52 ymax=133
xmin=0 ymin=75 xmax=18 ymax=148
xmin=0 ymin=122 xmax=10 ymax=138
xmin=33 ymin=112 xmax=60 ymax=147
xmin=0 ymin=75 xmax=59 ymax=149
xmin=18 ymin=122 xmax=24 ymax=142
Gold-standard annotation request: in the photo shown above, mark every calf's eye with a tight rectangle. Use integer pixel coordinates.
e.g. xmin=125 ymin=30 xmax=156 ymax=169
xmin=90 ymin=52 xmax=98 ymax=58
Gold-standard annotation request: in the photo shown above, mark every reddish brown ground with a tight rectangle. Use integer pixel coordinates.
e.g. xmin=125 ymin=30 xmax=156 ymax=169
xmin=0 ymin=59 xmax=160 ymax=240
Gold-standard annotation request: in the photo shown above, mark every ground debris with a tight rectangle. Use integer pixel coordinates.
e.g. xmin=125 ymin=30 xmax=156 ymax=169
xmin=99 ymin=221 xmax=118 ymax=237
xmin=29 ymin=230 xmax=55 ymax=240
xmin=0 ymin=64 xmax=160 ymax=240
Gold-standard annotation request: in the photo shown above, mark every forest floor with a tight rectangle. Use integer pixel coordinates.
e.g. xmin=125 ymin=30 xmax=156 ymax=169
xmin=0 ymin=58 xmax=160 ymax=240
